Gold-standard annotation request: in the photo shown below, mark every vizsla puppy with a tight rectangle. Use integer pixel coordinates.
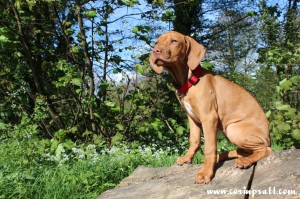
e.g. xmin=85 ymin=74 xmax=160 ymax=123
xmin=149 ymin=31 xmax=271 ymax=184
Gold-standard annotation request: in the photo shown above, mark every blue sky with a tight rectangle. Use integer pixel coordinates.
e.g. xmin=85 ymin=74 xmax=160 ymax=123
xmin=81 ymin=0 xmax=291 ymax=83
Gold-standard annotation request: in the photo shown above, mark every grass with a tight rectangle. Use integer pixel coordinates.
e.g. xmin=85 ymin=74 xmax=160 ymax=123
xmin=0 ymin=131 xmax=290 ymax=198
xmin=0 ymin=137 xmax=180 ymax=199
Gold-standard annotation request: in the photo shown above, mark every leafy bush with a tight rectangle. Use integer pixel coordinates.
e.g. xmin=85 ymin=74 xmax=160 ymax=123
xmin=267 ymin=76 xmax=300 ymax=149
xmin=267 ymin=102 xmax=300 ymax=149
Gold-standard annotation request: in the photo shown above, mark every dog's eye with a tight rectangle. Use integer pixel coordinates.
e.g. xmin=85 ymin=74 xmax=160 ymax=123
xmin=171 ymin=40 xmax=178 ymax=43
xmin=155 ymin=41 xmax=158 ymax=45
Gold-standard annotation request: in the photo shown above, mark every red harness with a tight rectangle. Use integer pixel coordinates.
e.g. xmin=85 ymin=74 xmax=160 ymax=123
xmin=176 ymin=65 xmax=202 ymax=96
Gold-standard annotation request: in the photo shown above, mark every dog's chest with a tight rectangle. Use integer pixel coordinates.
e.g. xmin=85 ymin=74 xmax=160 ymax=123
xmin=181 ymin=98 xmax=199 ymax=122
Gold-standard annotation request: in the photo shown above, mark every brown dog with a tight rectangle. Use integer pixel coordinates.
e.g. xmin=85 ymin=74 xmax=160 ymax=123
xmin=149 ymin=31 xmax=271 ymax=184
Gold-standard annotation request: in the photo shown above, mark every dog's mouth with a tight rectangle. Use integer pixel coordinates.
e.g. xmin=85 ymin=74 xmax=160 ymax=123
xmin=154 ymin=57 xmax=172 ymax=66
xmin=154 ymin=59 xmax=165 ymax=66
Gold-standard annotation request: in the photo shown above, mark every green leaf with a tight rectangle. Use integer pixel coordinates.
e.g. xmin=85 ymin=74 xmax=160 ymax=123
xmin=276 ymin=104 xmax=291 ymax=111
xmin=84 ymin=10 xmax=97 ymax=18
xmin=276 ymin=123 xmax=290 ymax=132
xmin=75 ymin=88 xmax=82 ymax=94
xmin=247 ymin=11 xmax=257 ymax=16
xmin=116 ymin=124 xmax=124 ymax=131
xmin=284 ymin=108 xmax=297 ymax=118
xmin=124 ymin=0 xmax=138 ymax=7
xmin=201 ymin=61 xmax=214 ymax=70
xmin=279 ymin=78 xmax=287 ymax=85
xmin=72 ymin=78 xmax=82 ymax=86
xmin=176 ymin=126 xmax=185 ymax=135
xmin=69 ymin=126 xmax=78 ymax=133
xmin=63 ymin=140 xmax=76 ymax=149
xmin=111 ymin=106 xmax=121 ymax=112
xmin=136 ymin=64 xmax=144 ymax=75
xmin=291 ymin=129 xmax=300 ymax=140
xmin=113 ymin=68 xmax=122 ymax=74
xmin=162 ymin=9 xmax=175 ymax=21
xmin=151 ymin=118 xmax=163 ymax=131
xmin=93 ymin=112 xmax=100 ymax=118
xmin=71 ymin=46 xmax=79 ymax=53
xmin=151 ymin=122 xmax=159 ymax=131
xmin=0 ymin=122 xmax=8 ymax=130
xmin=55 ymin=144 xmax=65 ymax=160
xmin=132 ymin=26 xmax=139 ymax=34
xmin=104 ymin=100 xmax=115 ymax=107
xmin=65 ymin=28 xmax=75 ymax=35
xmin=276 ymin=86 xmax=281 ymax=93
xmin=0 ymin=35 xmax=10 ymax=43
xmin=158 ymin=131 xmax=163 ymax=140
xmin=100 ymin=81 xmax=110 ymax=90
xmin=50 ymin=139 xmax=59 ymax=153
xmin=27 ymin=0 xmax=36 ymax=11
xmin=279 ymin=79 xmax=293 ymax=91
xmin=290 ymin=76 xmax=300 ymax=84
xmin=265 ymin=110 xmax=271 ymax=118
xmin=111 ymin=133 xmax=124 ymax=145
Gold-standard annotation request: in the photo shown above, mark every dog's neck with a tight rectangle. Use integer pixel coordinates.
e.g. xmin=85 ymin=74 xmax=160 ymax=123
xmin=167 ymin=63 xmax=204 ymax=97
xmin=166 ymin=62 xmax=191 ymax=88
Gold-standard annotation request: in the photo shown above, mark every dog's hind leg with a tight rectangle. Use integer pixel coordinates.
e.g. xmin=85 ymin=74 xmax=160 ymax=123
xmin=234 ymin=147 xmax=272 ymax=168
xmin=217 ymin=148 xmax=252 ymax=162
xmin=220 ymin=122 xmax=272 ymax=168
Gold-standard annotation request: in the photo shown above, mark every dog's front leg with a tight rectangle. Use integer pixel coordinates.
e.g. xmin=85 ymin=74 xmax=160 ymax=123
xmin=176 ymin=115 xmax=201 ymax=165
xmin=195 ymin=117 xmax=217 ymax=184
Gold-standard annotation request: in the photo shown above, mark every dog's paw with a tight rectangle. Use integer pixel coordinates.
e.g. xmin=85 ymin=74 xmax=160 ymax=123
xmin=195 ymin=170 xmax=213 ymax=184
xmin=176 ymin=156 xmax=192 ymax=165
xmin=235 ymin=157 xmax=252 ymax=169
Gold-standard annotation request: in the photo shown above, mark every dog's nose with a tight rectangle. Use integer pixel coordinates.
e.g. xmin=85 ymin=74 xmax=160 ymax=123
xmin=153 ymin=48 xmax=162 ymax=54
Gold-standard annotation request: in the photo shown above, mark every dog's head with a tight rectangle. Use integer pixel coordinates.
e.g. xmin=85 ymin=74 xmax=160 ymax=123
xmin=149 ymin=31 xmax=206 ymax=74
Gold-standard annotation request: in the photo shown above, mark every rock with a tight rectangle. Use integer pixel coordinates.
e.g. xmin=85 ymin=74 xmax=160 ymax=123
xmin=98 ymin=148 xmax=300 ymax=199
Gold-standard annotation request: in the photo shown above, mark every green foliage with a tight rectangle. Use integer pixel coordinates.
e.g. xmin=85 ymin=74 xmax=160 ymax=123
xmin=268 ymin=101 xmax=300 ymax=149
xmin=217 ymin=132 xmax=238 ymax=154
xmin=1 ymin=1 xmax=300 ymax=197
xmin=267 ymin=76 xmax=300 ymax=149
xmin=260 ymin=43 xmax=300 ymax=78
xmin=277 ymin=76 xmax=300 ymax=97
xmin=84 ymin=10 xmax=97 ymax=18
xmin=132 ymin=25 xmax=152 ymax=44
xmin=124 ymin=0 xmax=139 ymax=7
xmin=1 ymin=0 xmax=297 ymax=150
xmin=257 ymin=1 xmax=300 ymax=149
xmin=201 ymin=61 xmax=214 ymax=71
xmin=172 ymin=0 xmax=203 ymax=36
xmin=253 ymin=67 xmax=279 ymax=110
xmin=161 ymin=9 xmax=175 ymax=22
xmin=258 ymin=1 xmax=281 ymax=47
xmin=0 ymin=132 xmax=180 ymax=198
xmin=3 ymin=115 xmax=39 ymax=140
xmin=258 ymin=1 xmax=300 ymax=79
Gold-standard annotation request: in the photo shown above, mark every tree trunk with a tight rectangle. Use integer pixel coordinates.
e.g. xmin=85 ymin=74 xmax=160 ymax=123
xmin=173 ymin=0 xmax=203 ymax=36
xmin=75 ymin=0 xmax=96 ymax=131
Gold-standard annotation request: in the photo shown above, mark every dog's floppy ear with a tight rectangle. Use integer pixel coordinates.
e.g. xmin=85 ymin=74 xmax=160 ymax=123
xmin=149 ymin=52 xmax=164 ymax=74
xmin=185 ymin=36 xmax=206 ymax=70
